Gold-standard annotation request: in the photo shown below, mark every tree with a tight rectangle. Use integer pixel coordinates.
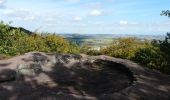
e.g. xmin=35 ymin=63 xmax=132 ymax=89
xmin=161 ymin=10 xmax=170 ymax=17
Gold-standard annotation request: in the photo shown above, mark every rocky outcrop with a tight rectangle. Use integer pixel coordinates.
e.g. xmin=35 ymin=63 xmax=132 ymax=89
xmin=0 ymin=52 xmax=170 ymax=100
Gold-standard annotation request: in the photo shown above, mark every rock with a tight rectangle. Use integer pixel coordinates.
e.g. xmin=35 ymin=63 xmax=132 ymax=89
xmin=53 ymin=54 xmax=82 ymax=64
xmin=0 ymin=52 xmax=170 ymax=100
xmin=16 ymin=62 xmax=42 ymax=79
xmin=0 ymin=69 xmax=16 ymax=82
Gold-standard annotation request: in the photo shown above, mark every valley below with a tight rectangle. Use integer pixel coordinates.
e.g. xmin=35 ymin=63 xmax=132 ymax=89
xmin=59 ymin=34 xmax=165 ymax=50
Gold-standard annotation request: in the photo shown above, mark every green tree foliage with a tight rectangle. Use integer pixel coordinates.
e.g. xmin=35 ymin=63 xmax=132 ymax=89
xmin=44 ymin=34 xmax=70 ymax=53
xmin=133 ymin=42 xmax=165 ymax=70
xmin=16 ymin=35 xmax=49 ymax=54
xmin=159 ymin=33 xmax=170 ymax=73
xmin=0 ymin=21 xmax=28 ymax=55
xmin=0 ymin=21 xmax=80 ymax=56
xmin=79 ymin=46 xmax=101 ymax=56
xmin=133 ymin=33 xmax=170 ymax=74
xmin=161 ymin=10 xmax=170 ymax=17
xmin=159 ymin=33 xmax=170 ymax=59
xmin=67 ymin=42 xmax=80 ymax=54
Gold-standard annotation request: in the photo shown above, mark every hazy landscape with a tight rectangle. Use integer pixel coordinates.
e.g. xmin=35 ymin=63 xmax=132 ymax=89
xmin=59 ymin=34 xmax=166 ymax=49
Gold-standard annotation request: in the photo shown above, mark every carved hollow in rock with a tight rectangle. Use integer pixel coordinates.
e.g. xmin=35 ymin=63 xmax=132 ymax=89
xmin=50 ymin=59 xmax=134 ymax=96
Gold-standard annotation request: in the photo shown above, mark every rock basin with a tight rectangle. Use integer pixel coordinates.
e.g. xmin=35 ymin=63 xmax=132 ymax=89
xmin=45 ymin=59 xmax=134 ymax=96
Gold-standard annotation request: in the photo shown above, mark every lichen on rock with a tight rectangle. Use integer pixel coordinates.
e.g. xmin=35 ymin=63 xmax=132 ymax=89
xmin=16 ymin=62 xmax=42 ymax=79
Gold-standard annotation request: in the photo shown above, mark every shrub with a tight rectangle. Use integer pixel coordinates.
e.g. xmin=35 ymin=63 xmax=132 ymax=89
xmin=0 ymin=21 xmax=28 ymax=56
xmin=101 ymin=38 xmax=148 ymax=59
xmin=132 ymin=34 xmax=170 ymax=74
xmin=0 ymin=21 xmax=80 ymax=56
xmin=44 ymin=34 xmax=70 ymax=53
xmin=15 ymin=35 xmax=49 ymax=54
xmin=79 ymin=46 xmax=101 ymax=56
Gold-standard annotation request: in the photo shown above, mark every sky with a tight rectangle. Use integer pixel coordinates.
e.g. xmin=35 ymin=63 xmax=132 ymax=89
xmin=0 ymin=0 xmax=170 ymax=34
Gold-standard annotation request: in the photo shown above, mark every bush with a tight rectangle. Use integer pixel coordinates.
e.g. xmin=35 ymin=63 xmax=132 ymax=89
xmin=0 ymin=22 xmax=80 ymax=56
xmin=100 ymin=37 xmax=170 ymax=74
xmin=101 ymin=38 xmax=148 ymax=59
xmin=0 ymin=21 xmax=28 ymax=56
xmin=15 ymin=35 xmax=49 ymax=54
xmin=44 ymin=34 xmax=70 ymax=53
xmin=158 ymin=33 xmax=170 ymax=74
xmin=133 ymin=45 xmax=165 ymax=70
xmin=79 ymin=46 xmax=101 ymax=56
xmin=159 ymin=33 xmax=170 ymax=60
xmin=132 ymin=34 xmax=170 ymax=74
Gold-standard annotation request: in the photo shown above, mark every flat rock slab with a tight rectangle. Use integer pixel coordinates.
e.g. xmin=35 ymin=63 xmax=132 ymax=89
xmin=0 ymin=52 xmax=170 ymax=100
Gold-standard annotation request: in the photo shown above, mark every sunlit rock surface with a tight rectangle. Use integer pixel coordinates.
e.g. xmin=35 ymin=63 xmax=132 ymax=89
xmin=0 ymin=52 xmax=170 ymax=100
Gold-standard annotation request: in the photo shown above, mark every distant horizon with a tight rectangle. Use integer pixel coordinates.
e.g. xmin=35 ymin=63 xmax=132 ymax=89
xmin=57 ymin=32 xmax=167 ymax=35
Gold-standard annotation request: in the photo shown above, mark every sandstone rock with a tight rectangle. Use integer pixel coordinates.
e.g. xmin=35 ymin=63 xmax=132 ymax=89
xmin=0 ymin=69 xmax=16 ymax=82
xmin=16 ymin=62 xmax=42 ymax=79
xmin=0 ymin=52 xmax=170 ymax=100
xmin=54 ymin=54 xmax=82 ymax=64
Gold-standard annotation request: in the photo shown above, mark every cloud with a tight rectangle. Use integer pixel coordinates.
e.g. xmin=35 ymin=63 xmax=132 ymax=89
xmin=45 ymin=17 xmax=57 ymax=23
xmin=2 ymin=9 xmax=36 ymax=21
xmin=73 ymin=16 xmax=82 ymax=21
xmin=0 ymin=0 xmax=7 ymax=8
xmin=89 ymin=10 xmax=102 ymax=16
xmin=119 ymin=20 xmax=138 ymax=25
xmin=0 ymin=0 xmax=5 ymax=5
xmin=119 ymin=20 xmax=128 ymax=25
xmin=18 ymin=16 xmax=36 ymax=21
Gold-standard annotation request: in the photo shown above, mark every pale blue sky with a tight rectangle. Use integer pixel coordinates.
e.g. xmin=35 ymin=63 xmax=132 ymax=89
xmin=0 ymin=0 xmax=170 ymax=34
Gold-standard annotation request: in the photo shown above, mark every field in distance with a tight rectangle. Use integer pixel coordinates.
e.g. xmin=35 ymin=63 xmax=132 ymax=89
xmin=59 ymin=34 xmax=165 ymax=50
